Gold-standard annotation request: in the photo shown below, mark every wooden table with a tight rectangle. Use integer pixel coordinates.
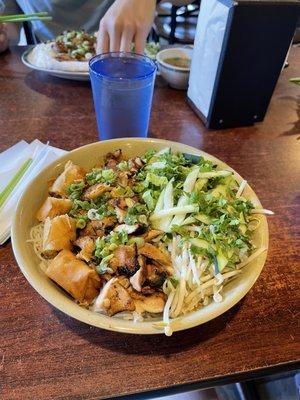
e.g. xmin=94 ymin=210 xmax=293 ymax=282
xmin=0 ymin=46 xmax=299 ymax=400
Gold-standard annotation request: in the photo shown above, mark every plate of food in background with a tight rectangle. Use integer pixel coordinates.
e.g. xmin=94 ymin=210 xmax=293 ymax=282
xmin=11 ymin=138 xmax=271 ymax=335
xmin=22 ymin=30 xmax=160 ymax=81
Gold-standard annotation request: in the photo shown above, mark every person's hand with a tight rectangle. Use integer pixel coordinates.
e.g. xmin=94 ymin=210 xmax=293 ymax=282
xmin=0 ymin=23 xmax=8 ymax=53
xmin=97 ymin=0 xmax=156 ymax=54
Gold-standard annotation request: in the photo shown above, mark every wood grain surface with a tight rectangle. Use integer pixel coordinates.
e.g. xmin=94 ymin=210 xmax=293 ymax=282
xmin=0 ymin=46 xmax=299 ymax=400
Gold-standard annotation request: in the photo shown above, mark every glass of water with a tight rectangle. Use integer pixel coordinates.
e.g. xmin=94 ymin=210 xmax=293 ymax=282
xmin=89 ymin=52 xmax=157 ymax=140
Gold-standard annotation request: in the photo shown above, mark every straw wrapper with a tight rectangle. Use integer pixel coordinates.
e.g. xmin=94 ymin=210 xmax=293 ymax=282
xmin=0 ymin=140 xmax=67 ymax=244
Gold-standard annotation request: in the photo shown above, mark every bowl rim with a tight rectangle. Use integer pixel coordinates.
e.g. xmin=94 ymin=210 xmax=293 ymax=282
xmin=156 ymin=47 xmax=192 ymax=72
xmin=11 ymin=138 xmax=269 ymax=335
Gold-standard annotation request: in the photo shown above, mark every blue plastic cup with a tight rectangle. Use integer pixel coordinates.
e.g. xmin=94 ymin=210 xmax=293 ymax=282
xmin=89 ymin=52 xmax=157 ymax=140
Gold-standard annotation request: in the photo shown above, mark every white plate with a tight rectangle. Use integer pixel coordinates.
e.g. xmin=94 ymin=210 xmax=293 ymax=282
xmin=11 ymin=138 xmax=269 ymax=335
xmin=21 ymin=47 xmax=90 ymax=81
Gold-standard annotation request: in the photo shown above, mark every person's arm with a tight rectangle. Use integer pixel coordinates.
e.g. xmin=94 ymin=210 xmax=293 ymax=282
xmin=0 ymin=23 xmax=8 ymax=52
xmin=97 ymin=0 xmax=156 ymax=54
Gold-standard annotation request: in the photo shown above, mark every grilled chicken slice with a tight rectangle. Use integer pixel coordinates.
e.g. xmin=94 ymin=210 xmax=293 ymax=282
xmin=115 ymin=206 xmax=127 ymax=223
xmin=130 ymin=268 xmax=144 ymax=292
xmin=143 ymin=230 xmax=164 ymax=242
xmin=138 ymin=243 xmax=171 ymax=267
xmin=42 ymin=215 xmax=76 ymax=257
xmin=109 ymin=244 xmax=139 ymax=276
xmin=127 ymin=157 xmax=145 ymax=174
xmin=109 ymin=198 xmax=139 ymax=223
xmin=55 ymin=53 xmax=73 ymax=61
xmin=104 ymin=149 xmax=122 ymax=170
xmin=117 ymin=171 xmax=129 ymax=188
xmin=130 ymin=257 xmax=167 ymax=291
xmin=110 ymin=187 xmax=120 ymax=198
xmin=80 ymin=221 xmax=104 ymax=238
xmin=125 ymin=197 xmax=137 ymax=208
xmin=116 ymin=275 xmax=130 ymax=289
xmin=93 ymin=277 xmax=135 ymax=316
xmin=49 ymin=161 xmax=85 ymax=197
xmin=114 ymin=224 xmax=139 ymax=234
xmin=74 ymin=236 xmax=95 ymax=262
xmin=145 ymin=263 xmax=167 ymax=288
xmin=46 ymin=249 xmax=101 ymax=304
xmin=140 ymin=286 xmax=157 ymax=295
xmin=80 ymin=217 xmax=116 ymax=237
xmin=130 ymin=290 xmax=166 ymax=314
xmin=83 ymin=183 xmax=111 ymax=200
xmin=108 ymin=197 xmax=128 ymax=210
xmin=129 ymin=257 xmax=147 ymax=292
xmin=36 ymin=197 xmax=72 ymax=222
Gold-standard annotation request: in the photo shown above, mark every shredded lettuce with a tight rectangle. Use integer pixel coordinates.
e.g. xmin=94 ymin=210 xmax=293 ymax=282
xmin=142 ymin=149 xmax=156 ymax=163
xmin=125 ymin=203 xmax=149 ymax=225
xmin=117 ymin=160 xmax=129 ymax=171
xmin=145 ymin=173 xmax=168 ymax=187
xmin=144 ymin=41 xmax=160 ymax=59
xmin=142 ymin=190 xmax=156 ymax=211
xmin=112 ymin=186 xmax=134 ymax=197
xmin=130 ymin=41 xmax=160 ymax=60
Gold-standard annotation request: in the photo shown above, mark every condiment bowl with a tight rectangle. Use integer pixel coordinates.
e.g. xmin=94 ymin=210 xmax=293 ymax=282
xmin=156 ymin=47 xmax=193 ymax=90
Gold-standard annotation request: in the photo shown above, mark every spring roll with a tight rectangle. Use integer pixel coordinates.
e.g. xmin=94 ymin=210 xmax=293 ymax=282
xmin=37 ymin=197 xmax=72 ymax=222
xmin=46 ymin=249 xmax=101 ymax=304
xmin=43 ymin=215 xmax=76 ymax=256
xmin=49 ymin=160 xmax=85 ymax=197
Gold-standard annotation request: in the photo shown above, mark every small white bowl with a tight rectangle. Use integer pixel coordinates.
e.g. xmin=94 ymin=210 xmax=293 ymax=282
xmin=156 ymin=47 xmax=192 ymax=90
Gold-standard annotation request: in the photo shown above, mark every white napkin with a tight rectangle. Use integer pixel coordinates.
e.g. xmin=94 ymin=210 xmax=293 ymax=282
xmin=187 ymin=0 xmax=231 ymax=118
xmin=0 ymin=140 xmax=67 ymax=244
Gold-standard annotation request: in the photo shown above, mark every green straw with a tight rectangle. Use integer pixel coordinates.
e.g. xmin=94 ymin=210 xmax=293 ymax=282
xmin=289 ymin=77 xmax=300 ymax=86
xmin=0 ymin=12 xmax=52 ymax=23
xmin=0 ymin=12 xmax=49 ymax=19
xmin=0 ymin=16 xmax=52 ymax=23
xmin=0 ymin=158 xmax=33 ymax=209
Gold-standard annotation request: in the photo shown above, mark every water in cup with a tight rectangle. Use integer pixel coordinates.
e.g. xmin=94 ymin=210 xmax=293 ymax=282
xmin=89 ymin=53 xmax=156 ymax=140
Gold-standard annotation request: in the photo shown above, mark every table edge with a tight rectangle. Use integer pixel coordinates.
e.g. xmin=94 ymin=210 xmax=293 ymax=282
xmin=112 ymin=361 xmax=300 ymax=400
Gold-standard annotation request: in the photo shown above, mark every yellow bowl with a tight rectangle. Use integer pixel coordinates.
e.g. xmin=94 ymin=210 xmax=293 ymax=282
xmin=11 ymin=138 xmax=269 ymax=334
